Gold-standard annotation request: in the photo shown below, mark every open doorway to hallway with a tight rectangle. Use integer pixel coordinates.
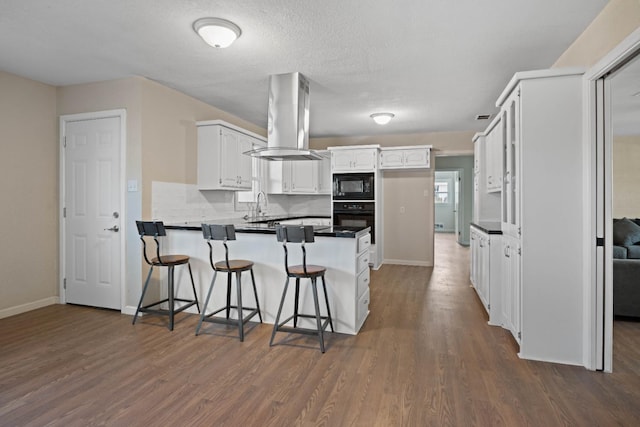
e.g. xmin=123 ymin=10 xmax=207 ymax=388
xmin=434 ymin=155 xmax=473 ymax=246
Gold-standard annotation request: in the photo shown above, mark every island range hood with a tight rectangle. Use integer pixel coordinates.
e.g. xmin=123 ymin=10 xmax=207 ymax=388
xmin=244 ymin=72 xmax=324 ymax=161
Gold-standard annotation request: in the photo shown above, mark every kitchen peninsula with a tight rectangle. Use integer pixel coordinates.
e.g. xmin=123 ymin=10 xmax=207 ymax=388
xmin=163 ymin=219 xmax=371 ymax=335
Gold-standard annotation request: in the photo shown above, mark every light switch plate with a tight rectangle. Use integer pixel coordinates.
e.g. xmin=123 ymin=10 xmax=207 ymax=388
xmin=127 ymin=180 xmax=138 ymax=192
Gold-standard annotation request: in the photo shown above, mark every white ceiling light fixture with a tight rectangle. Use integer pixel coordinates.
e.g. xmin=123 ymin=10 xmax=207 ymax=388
xmin=370 ymin=112 xmax=395 ymax=125
xmin=193 ymin=18 xmax=242 ymax=48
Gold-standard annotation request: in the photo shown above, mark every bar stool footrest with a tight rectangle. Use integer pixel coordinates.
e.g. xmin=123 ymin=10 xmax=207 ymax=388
xmin=274 ymin=314 xmax=332 ymax=336
xmin=200 ymin=306 xmax=260 ymax=326
xmin=138 ymin=298 xmax=197 ymax=314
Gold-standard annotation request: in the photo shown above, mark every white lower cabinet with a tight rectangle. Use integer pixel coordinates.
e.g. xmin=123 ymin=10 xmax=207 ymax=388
xmin=355 ymin=239 xmax=371 ymax=330
xmin=470 ymin=225 xmax=503 ymax=326
xmin=501 ymin=234 xmax=521 ymax=344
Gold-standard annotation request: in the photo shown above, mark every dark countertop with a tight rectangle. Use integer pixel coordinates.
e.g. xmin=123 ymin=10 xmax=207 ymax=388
xmin=165 ymin=215 xmax=369 ymax=239
xmin=470 ymin=221 xmax=502 ymax=234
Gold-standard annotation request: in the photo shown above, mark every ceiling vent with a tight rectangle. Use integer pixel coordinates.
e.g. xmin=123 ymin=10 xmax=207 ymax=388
xmin=475 ymin=114 xmax=492 ymax=120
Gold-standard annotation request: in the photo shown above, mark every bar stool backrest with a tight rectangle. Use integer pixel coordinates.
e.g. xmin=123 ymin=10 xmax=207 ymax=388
xmin=202 ymin=224 xmax=236 ymax=271
xmin=136 ymin=220 xmax=167 ymax=266
xmin=275 ymin=225 xmax=315 ymax=276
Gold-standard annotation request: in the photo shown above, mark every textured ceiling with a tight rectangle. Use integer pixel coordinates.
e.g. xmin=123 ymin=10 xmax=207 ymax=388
xmin=0 ymin=0 xmax=609 ymax=137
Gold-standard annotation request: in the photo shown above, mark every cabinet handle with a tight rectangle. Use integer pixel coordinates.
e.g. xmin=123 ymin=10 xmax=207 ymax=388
xmin=364 ymin=277 xmax=369 ymax=283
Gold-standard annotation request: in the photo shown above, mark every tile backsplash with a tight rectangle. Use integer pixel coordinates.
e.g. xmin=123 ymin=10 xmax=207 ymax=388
xmin=152 ymin=181 xmax=331 ymax=223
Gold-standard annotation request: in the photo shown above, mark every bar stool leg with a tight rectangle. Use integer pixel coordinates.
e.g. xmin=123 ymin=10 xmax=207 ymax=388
xmin=196 ymin=270 xmax=217 ymax=335
xmin=133 ymin=266 xmax=154 ymax=325
xmin=236 ymin=271 xmax=244 ymax=341
xmin=168 ymin=266 xmax=175 ymax=331
xmin=310 ymin=277 xmax=325 ymax=353
xmin=187 ymin=263 xmax=200 ymax=313
xmin=226 ymin=273 xmax=232 ymax=319
xmin=270 ymin=277 xmax=290 ymax=347
xmin=250 ymin=268 xmax=262 ymax=323
xmin=293 ymin=278 xmax=300 ymax=328
xmin=321 ymin=276 xmax=334 ymax=332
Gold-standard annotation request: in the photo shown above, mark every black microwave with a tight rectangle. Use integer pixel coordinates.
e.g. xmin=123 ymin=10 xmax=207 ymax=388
xmin=333 ymin=173 xmax=375 ymax=200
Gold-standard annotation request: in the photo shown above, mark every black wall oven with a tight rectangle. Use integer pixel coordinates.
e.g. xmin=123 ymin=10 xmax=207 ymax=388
xmin=333 ymin=202 xmax=375 ymax=243
xmin=333 ymin=173 xmax=374 ymax=200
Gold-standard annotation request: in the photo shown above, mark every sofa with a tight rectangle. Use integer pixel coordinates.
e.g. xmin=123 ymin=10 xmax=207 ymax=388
xmin=613 ymin=218 xmax=640 ymax=318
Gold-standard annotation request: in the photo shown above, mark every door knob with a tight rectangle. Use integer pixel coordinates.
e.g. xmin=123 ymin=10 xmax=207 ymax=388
xmin=105 ymin=226 xmax=119 ymax=232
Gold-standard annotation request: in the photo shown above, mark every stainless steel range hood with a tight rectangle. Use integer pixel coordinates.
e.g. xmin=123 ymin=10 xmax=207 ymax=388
xmin=244 ymin=72 xmax=323 ymax=161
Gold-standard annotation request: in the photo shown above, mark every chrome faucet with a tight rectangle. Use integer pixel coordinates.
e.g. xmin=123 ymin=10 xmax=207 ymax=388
xmin=255 ymin=190 xmax=268 ymax=219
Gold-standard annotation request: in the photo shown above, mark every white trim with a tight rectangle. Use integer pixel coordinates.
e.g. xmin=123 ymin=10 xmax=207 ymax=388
xmin=0 ymin=297 xmax=60 ymax=320
xmin=59 ymin=109 xmax=127 ymax=312
xmin=196 ymin=119 xmax=266 ymax=142
xmin=433 ymin=150 xmax=474 ymax=157
xmin=496 ymin=67 xmax=586 ymax=106
xmin=383 ymin=259 xmax=433 ymax=267
xmin=583 ymin=27 xmax=640 ymax=373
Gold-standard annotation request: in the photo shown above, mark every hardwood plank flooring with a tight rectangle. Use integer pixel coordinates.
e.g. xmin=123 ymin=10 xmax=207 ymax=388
xmin=1 ymin=233 xmax=640 ymax=425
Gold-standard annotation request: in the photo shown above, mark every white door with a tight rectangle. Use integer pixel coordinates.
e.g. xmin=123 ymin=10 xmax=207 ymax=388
xmin=63 ymin=115 xmax=122 ymax=310
xmin=454 ymin=171 xmax=460 ymax=242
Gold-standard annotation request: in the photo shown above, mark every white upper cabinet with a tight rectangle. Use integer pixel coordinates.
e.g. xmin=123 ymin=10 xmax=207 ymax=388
xmin=330 ymin=146 xmax=379 ymax=172
xmin=197 ymin=120 xmax=265 ymax=191
xmin=379 ymin=146 xmax=431 ymax=169
xmin=266 ymin=150 xmax=331 ymax=195
xmin=484 ymin=115 xmax=504 ymax=193
xmin=317 ymin=151 xmax=332 ymax=194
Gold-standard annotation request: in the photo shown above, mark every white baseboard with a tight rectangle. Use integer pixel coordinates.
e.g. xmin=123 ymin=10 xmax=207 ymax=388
xmin=383 ymin=259 xmax=434 ymax=267
xmin=0 ymin=296 xmax=60 ymax=320
xmin=121 ymin=305 xmax=138 ymax=316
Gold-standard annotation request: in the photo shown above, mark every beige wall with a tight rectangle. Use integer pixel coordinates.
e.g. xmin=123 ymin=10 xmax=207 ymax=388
xmin=57 ymin=77 xmax=267 ymax=308
xmin=311 ymin=132 xmax=472 ymax=266
xmin=0 ymin=71 xmax=57 ymax=314
xmin=553 ymin=0 xmax=640 ymax=68
xmin=383 ymin=170 xmax=434 ymax=265
xmin=139 ymin=78 xmax=265 ymax=218
xmin=613 ymin=135 xmax=640 ymax=217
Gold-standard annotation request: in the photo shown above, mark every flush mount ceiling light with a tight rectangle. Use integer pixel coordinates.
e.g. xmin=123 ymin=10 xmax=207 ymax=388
xmin=193 ymin=18 xmax=241 ymax=48
xmin=370 ymin=112 xmax=395 ymax=125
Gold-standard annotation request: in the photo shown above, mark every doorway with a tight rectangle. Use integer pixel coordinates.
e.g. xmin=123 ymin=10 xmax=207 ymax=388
xmin=435 ymin=155 xmax=473 ymax=246
xmin=60 ymin=110 xmax=126 ymax=310
xmin=587 ymin=29 xmax=640 ymax=372
xmin=434 ymin=170 xmax=460 ymax=236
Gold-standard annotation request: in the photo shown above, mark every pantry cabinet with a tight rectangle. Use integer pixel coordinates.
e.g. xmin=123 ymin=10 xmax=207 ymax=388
xmin=495 ymin=68 xmax=584 ymax=364
xmin=197 ymin=120 xmax=265 ymax=191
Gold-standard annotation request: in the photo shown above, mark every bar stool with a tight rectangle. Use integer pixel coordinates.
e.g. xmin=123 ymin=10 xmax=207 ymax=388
xmin=133 ymin=221 xmax=200 ymax=331
xmin=270 ymin=225 xmax=334 ymax=353
xmin=196 ymin=224 xmax=262 ymax=341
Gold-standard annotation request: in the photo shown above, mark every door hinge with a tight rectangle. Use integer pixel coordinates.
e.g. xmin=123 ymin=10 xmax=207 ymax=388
xmin=518 ymin=248 xmax=521 ymax=256
xmin=518 ymin=331 xmax=521 ymax=339
xmin=488 ymin=304 xmax=491 ymax=310
xmin=63 ymin=136 xmax=66 ymax=148
xmin=63 ymin=278 xmax=67 ymax=290
xmin=596 ymin=237 xmax=604 ymax=247
xmin=63 ymin=207 xmax=66 ymax=218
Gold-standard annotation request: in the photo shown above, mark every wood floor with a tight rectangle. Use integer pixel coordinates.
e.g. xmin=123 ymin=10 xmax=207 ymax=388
xmin=2 ymin=233 xmax=640 ymax=426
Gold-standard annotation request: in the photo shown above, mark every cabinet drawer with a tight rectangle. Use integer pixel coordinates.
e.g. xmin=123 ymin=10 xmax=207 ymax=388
xmin=357 ymin=268 xmax=370 ymax=298
xmin=356 ymin=288 xmax=370 ymax=328
xmin=357 ymin=233 xmax=371 ymax=253
xmin=357 ymin=251 xmax=370 ymax=273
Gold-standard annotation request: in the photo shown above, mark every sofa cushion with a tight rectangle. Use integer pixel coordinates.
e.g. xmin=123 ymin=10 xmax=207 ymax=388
xmin=627 ymin=245 xmax=640 ymax=259
xmin=613 ymin=218 xmax=640 ymax=246
xmin=613 ymin=245 xmax=628 ymax=259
